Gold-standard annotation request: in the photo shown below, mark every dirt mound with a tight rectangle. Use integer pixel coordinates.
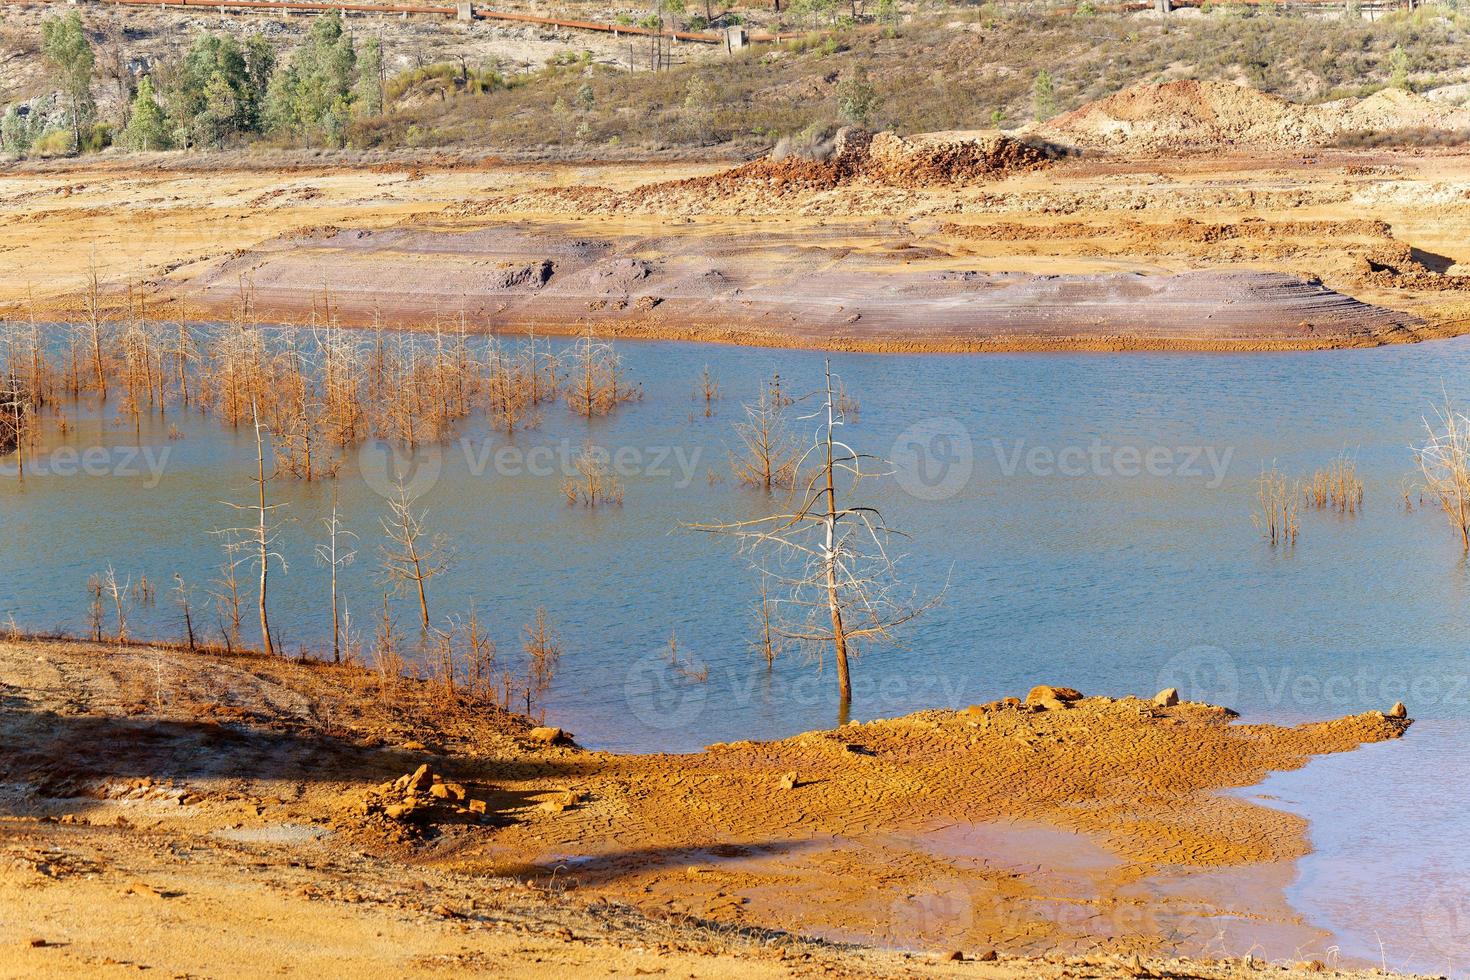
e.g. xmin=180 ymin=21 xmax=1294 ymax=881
xmin=1332 ymin=86 xmax=1470 ymax=134
xmin=863 ymin=130 xmax=1053 ymax=186
xmin=1040 ymin=80 xmax=1330 ymax=152
xmin=627 ymin=127 xmax=1049 ymax=204
xmin=1041 ymin=80 xmax=1470 ymax=153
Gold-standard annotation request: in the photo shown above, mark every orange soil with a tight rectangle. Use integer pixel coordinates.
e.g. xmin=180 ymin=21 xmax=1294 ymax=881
xmin=0 ymin=638 xmax=1416 ymax=976
xmin=446 ymin=691 xmax=1410 ymax=963
xmin=1036 ymin=80 xmax=1470 ymax=154
xmin=6 ymin=142 xmax=1470 ymax=351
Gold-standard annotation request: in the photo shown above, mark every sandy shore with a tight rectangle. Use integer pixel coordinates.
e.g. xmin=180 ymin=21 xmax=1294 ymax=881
xmin=5 ymin=148 xmax=1470 ymax=351
xmin=0 ymin=637 xmax=1422 ymax=977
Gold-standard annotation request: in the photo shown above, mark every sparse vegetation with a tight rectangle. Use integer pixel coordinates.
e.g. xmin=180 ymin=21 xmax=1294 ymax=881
xmin=7 ymin=7 xmax=1470 ymax=158
xmin=1415 ymin=397 xmax=1470 ymax=552
xmin=1304 ymin=453 xmax=1364 ymax=515
xmin=1255 ymin=466 xmax=1301 ymax=547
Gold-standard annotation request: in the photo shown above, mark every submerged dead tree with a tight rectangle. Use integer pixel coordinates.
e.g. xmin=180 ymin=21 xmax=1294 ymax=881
xmin=693 ymin=360 xmax=938 ymax=717
xmin=315 ymin=490 xmax=358 ymax=664
xmin=1416 ymin=396 xmax=1470 ymax=552
xmin=731 ymin=381 xmax=801 ymax=491
xmin=520 ymin=607 xmax=562 ymax=719
xmin=218 ymin=400 xmax=287 ymax=657
xmin=564 ymin=333 xmax=640 ymax=418
xmin=0 ymin=372 xmax=28 ymax=465
xmin=379 ymin=479 xmax=454 ymax=636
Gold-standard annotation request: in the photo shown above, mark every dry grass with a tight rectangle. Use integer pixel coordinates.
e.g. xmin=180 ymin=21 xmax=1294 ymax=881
xmin=1303 ymin=453 xmax=1363 ymax=515
xmin=1255 ymin=467 xmax=1301 ymax=547
xmin=351 ymin=7 xmax=1470 ymax=157
xmin=1415 ymin=397 xmax=1470 ymax=552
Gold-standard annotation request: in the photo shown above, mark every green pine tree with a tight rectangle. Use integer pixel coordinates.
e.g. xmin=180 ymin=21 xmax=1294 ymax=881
xmin=121 ymin=76 xmax=171 ymax=151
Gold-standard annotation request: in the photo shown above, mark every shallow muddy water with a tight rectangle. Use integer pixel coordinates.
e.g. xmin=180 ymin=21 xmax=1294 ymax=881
xmin=4 ymin=331 xmax=1470 ymax=968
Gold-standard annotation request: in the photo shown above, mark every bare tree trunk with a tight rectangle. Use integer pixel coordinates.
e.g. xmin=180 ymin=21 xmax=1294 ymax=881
xmin=330 ymin=534 xmax=341 ymax=664
xmin=253 ymin=401 xmax=275 ymax=657
xmin=413 ymin=561 xmax=430 ymax=634
xmin=822 ymin=362 xmax=851 ymax=712
xmin=87 ymin=267 xmax=107 ymax=402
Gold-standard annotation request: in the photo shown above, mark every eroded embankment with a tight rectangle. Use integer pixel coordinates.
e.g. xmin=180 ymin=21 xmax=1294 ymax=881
xmin=163 ymin=222 xmax=1427 ymax=352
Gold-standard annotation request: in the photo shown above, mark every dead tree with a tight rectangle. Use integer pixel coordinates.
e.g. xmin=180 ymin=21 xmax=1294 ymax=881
xmin=1416 ymin=395 xmax=1470 ymax=552
xmin=172 ymin=573 xmax=197 ymax=651
xmin=209 ymin=538 xmax=247 ymax=652
xmin=521 ymin=607 xmax=562 ymax=718
xmin=89 ymin=565 xmax=131 ymax=645
xmin=315 ymin=490 xmax=359 ymax=663
xmin=379 ymin=479 xmax=454 ymax=636
xmin=486 ymin=341 xmax=536 ymax=435
xmin=0 ymin=370 xmax=28 ymax=470
xmin=693 ymin=360 xmax=938 ymax=717
xmin=219 ymin=400 xmax=288 ymax=656
xmin=564 ymin=333 xmax=639 ymax=418
xmin=731 ymin=381 xmax=800 ymax=491
xmin=80 ymin=262 xmax=109 ymax=402
xmin=695 ymin=365 xmax=719 ymax=418
xmin=753 ymin=567 xmax=783 ymax=669
xmin=460 ymin=605 xmax=497 ymax=698
xmin=562 ymin=444 xmax=625 ymax=507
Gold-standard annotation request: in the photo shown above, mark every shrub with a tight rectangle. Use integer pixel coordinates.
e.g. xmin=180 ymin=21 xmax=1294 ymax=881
xmin=79 ymin=121 xmax=111 ymax=154
xmin=836 ymin=67 xmax=880 ymax=126
xmin=31 ymin=128 xmax=75 ymax=157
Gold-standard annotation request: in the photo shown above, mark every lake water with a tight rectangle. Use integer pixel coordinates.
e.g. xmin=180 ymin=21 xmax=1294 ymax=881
xmin=3 ymin=331 xmax=1470 ymax=970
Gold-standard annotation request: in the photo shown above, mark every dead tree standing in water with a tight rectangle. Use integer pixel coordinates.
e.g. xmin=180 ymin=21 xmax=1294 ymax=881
xmin=315 ymin=489 xmax=358 ymax=664
xmin=379 ymin=479 xmax=454 ymax=637
xmin=219 ymin=400 xmax=287 ymax=656
xmin=693 ymin=360 xmax=938 ymax=718
xmin=731 ymin=381 xmax=800 ymax=491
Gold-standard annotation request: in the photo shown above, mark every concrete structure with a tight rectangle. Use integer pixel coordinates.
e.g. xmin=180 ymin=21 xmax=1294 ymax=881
xmin=725 ymin=25 xmax=748 ymax=52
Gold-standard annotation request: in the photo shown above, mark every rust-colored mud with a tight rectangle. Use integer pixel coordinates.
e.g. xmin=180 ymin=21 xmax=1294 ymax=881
xmin=435 ymin=691 xmax=1409 ymax=961
xmin=0 ymin=639 xmax=1417 ymax=974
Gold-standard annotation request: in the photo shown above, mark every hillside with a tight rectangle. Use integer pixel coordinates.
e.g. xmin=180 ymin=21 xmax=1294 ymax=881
xmin=4 ymin=4 xmax=1470 ymax=160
